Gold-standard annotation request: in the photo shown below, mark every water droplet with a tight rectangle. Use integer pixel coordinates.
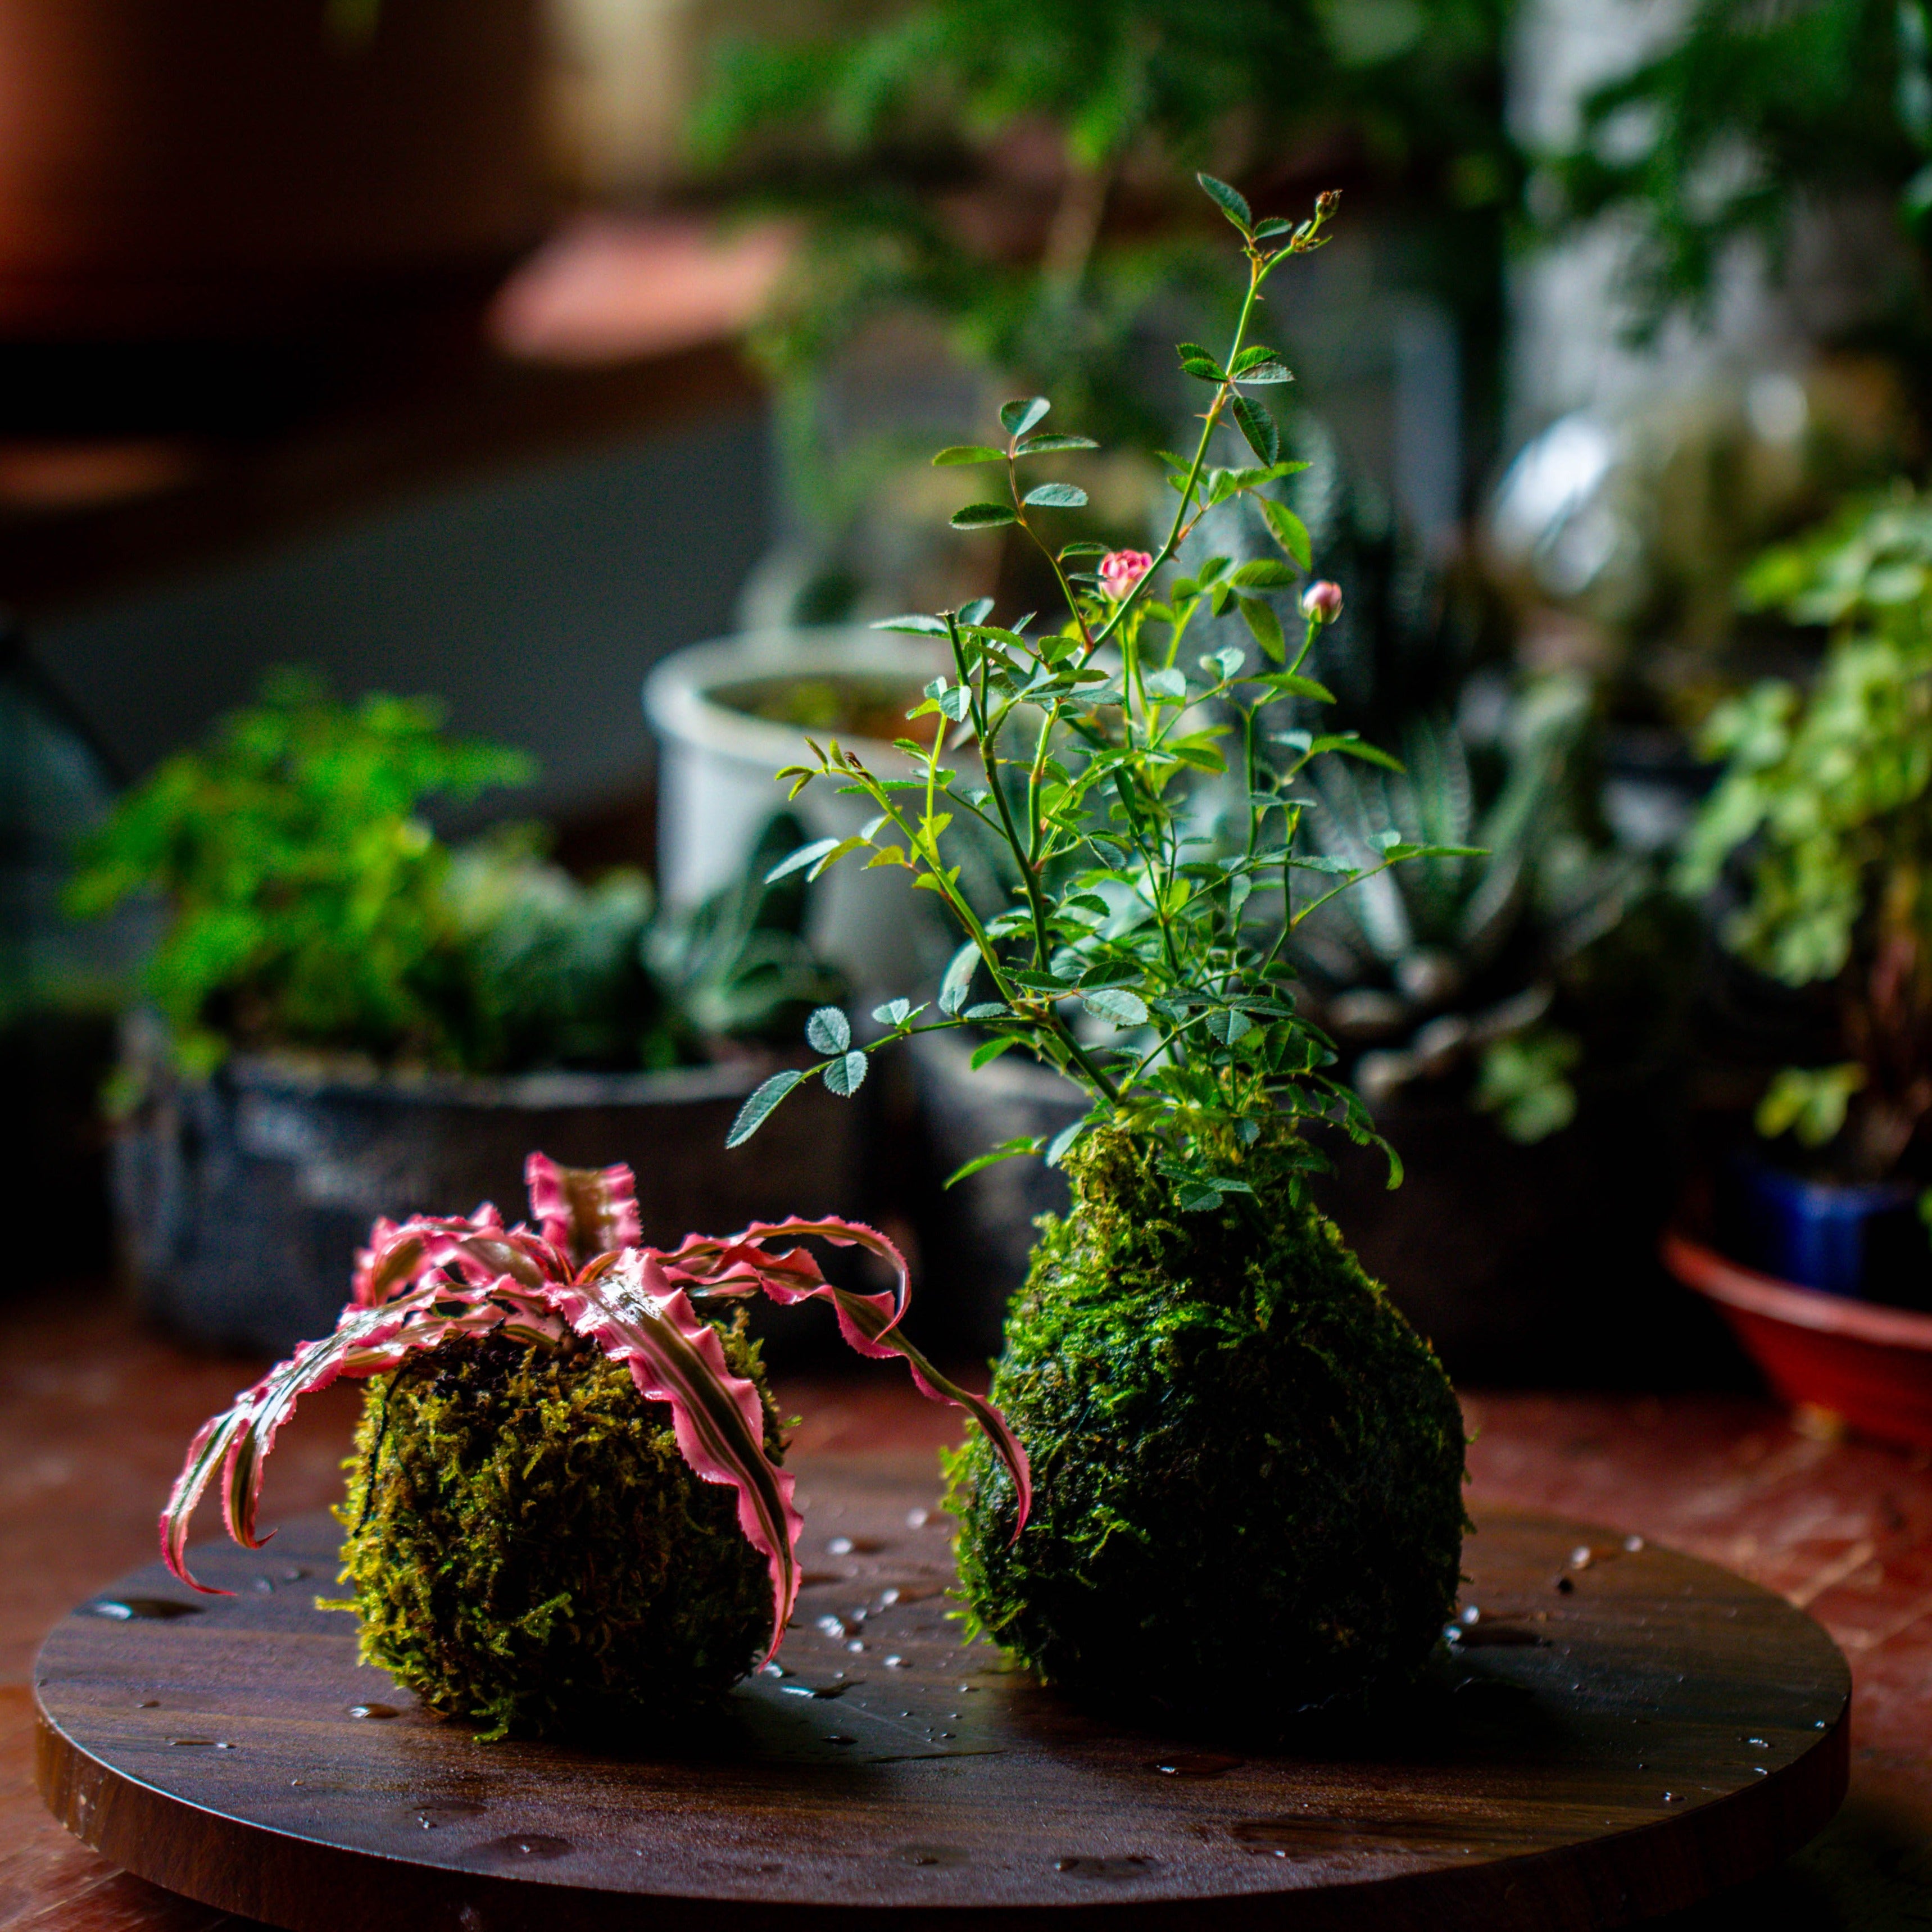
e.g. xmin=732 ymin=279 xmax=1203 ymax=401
xmin=1753 ymin=1766 xmax=1768 ymax=1776
xmin=281 ymin=1566 xmax=310 ymax=1582
xmin=414 ymin=1799 xmax=487 ymax=1828
xmin=878 ymin=1588 xmax=901 ymax=1607
xmin=846 ymin=1640 xmax=867 ymax=1654
xmin=815 ymin=1614 xmax=850 ymax=1639
xmin=1570 ymin=1545 xmax=1594 ymax=1570
xmin=348 ymin=1703 xmax=400 ymax=1720
xmin=1662 ymin=1792 xmax=1679 ymax=1803
xmin=134 ymin=1699 xmax=159 ymax=1709
xmin=168 ymin=1738 xmax=217 ymax=1747
xmin=1814 ymin=1718 xmax=1829 ymax=1730
xmin=1054 ymin=1856 xmax=1157 ymax=1880
xmin=885 ymin=1655 xmax=909 ymax=1668
xmin=1460 ymin=1605 xmax=1480 ymax=1626
xmin=827 ymin=1536 xmax=854 ymax=1555
xmin=823 ymin=1734 xmax=855 ymax=1746
xmin=215 ymin=1741 xmax=235 ymax=1750
xmin=958 ymin=1683 xmax=976 ymax=1693
xmin=252 ymin=1577 xmax=275 ymax=1594
xmin=761 ymin=1661 xmax=787 ymax=1677
xmin=907 ymin=1508 xmax=930 ymax=1528
xmin=89 ymin=1597 xmax=202 ymax=1621
xmin=477 ymin=1834 xmax=572 ymax=1860
xmin=1745 ymin=1736 xmax=1769 ymax=1748
xmin=1623 ymin=1534 xmax=1645 ymax=1553
xmin=781 ymin=1682 xmax=850 ymax=1700
xmin=896 ymin=1843 xmax=968 ymax=1868
xmin=1153 ymin=1753 xmax=1242 ymax=1777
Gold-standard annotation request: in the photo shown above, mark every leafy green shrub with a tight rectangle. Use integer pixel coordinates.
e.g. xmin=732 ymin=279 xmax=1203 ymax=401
xmin=67 ymin=673 xmax=842 ymax=1080
xmin=1678 ymin=486 xmax=1932 ymax=1180
xmin=66 ymin=671 xmax=530 ymax=1075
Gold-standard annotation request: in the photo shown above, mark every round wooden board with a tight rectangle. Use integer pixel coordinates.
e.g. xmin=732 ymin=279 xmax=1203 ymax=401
xmin=36 ymin=1457 xmax=1849 ymax=1932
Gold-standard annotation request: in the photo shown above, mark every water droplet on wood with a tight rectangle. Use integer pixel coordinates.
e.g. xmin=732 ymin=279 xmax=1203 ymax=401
xmin=89 ymin=1598 xmax=202 ymax=1621
xmin=348 ymin=1703 xmax=400 ymax=1720
xmin=1152 ymin=1753 xmax=1242 ymax=1777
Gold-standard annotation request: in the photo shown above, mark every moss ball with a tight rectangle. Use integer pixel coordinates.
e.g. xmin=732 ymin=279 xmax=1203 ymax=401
xmin=335 ymin=1319 xmax=779 ymax=1741
xmin=946 ymin=1124 xmax=1467 ymax=1733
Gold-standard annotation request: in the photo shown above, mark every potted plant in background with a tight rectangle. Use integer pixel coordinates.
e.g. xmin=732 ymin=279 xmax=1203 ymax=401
xmin=731 ymin=183 xmax=1473 ymax=1727
xmin=1292 ymin=671 xmax=1700 ymax=1380
xmin=69 ymin=671 xmax=851 ymax=1354
xmin=160 ymin=1151 xmax=1031 ymax=1740
xmin=1669 ymin=486 xmax=1932 ymax=1446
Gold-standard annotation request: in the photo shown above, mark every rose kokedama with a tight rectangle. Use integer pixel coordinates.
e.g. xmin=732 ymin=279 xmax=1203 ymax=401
xmin=163 ymin=1153 xmax=1030 ymax=1739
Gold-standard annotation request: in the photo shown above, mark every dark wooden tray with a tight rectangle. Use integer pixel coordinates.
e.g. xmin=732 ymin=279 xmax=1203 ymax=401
xmin=35 ymin=1454 xmax=1849 ymax=1931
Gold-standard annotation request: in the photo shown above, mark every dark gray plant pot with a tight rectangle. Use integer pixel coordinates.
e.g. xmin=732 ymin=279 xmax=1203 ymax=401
xmin=906 ymin=1029 xmax=1086 ymax=1360
xmin=114 ymin=1049 xmax=859 ymax=1357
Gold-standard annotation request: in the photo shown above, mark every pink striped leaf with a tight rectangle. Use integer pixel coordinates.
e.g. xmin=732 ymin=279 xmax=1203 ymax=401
xmin=656 ymin=1217 xmax=1032 ymax=1535
xmin=549 ymin=1249 xmax=800 ymax=1658
xmin=525 ymin=1153 xmax=642 ymax=1266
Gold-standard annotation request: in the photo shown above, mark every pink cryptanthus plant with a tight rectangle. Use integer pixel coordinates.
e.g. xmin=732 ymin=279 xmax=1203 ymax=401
xmin=161 ymin=1153 xmax=1031 ymax=1659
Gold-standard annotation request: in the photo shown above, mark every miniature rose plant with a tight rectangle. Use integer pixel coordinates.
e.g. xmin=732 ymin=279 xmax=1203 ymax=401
xmin=728 ymin=179 xmax=1480 ymax=1208
xmin=161 ymin=1152 xmax=1030 ymax=1656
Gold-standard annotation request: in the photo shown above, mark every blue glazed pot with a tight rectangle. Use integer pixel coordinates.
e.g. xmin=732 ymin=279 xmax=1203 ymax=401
xmin=1718 ymin=1152 xmax=1928 ymax=1303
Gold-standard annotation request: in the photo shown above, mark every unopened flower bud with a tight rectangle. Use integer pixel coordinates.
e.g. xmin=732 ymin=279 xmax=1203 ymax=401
xmin=1099 ymin=549 xmax=1154 ymax=600
xmin=1316 ymin=189 xmax=1341 ymax=217
xmin=1301 ymin=579 xmax=1344 ymax=624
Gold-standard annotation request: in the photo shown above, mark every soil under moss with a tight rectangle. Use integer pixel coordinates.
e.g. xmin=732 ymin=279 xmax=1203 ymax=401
xmin=946 ymin=1124 xmax=1468 ymax=1732
xmin=335 ymin=1320 xmax=779 ymax=1741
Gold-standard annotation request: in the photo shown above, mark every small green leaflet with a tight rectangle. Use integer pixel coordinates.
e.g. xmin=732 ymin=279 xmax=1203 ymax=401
xmin=1231 ymin=396 xmax=1281 ymax=465
xmin=970 ymin=1036 xmax=1019 ymax=1070
xmin=871 ymin=613 xmax=949 ymax=636
xmin=937 ymin=940 xmax=978 ymax=1015
xmin=1231 ymin=559 xmax=1299 ymax=589
xmin=1016 ymin=433 xmax=1099 ymax=454
xmin=932 ymin=445 xmax=1006 ymax=465
xmin=1197 ymin=171 xmax=1253 ymax=231
xmin=1257 ymin=497 xmax=1313 ymax=571
xmin=1234 ymin=360 xmax=1293 ymax=384
xmin=1044 ymin=1118 xmax=1090 ymax=1167
xmin=1179 ymin=354 xmax=1224 ymax=384
xmin=872 ymin=998 xmax=914 ymax=1027
xmin=1238 ymin=596 xmax=1286 ymax=663
xmin=952 ymin=502 xmax=1017 ymax=529
xmin=1000 ymin=397 xmax=1050 ymax=437
xmin=1059 ymin=541 xmax=1108 ymax=557
xmin=823 ymin=1050 xmax=868 ymax=1097
xmin=1199 ymin=647 xmax=1245 ymax=681
xmin=959 ymin=596 xmax=995 ymax=624
xmin=1082 ymin=987 xmax=1149 ymax=1026
xmin=806 ymin=1005 xmax=851 ymax=1054
xmin=767 ymin=837 xmax=840 ymax=883
xmin=944 ymin=1135 xmax=1043 ymax=1189
xmin=960 ymin=1001 xmax=1010 ymax=1021
xmin=725 ymin=1069 xmax=801 ymax=1148
xmin=1310 ymin=734 xmax=1405 ymax=772
xmin=1023 ymin=482 xmax=1088 ymax=509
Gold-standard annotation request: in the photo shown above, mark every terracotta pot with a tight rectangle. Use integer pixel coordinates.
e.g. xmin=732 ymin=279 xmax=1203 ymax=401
xmin=0 ymin=0 xmax=544 ymax=335
xmin=1665 ymin=1230 xmax=1932 ymax=1452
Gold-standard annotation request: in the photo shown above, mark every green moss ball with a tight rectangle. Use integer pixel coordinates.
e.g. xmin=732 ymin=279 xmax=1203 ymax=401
xmin=336 ymin=1319 xmax=779 ymax=1741
xmin=946 ymin=1125 xmax=1467 ymax=1732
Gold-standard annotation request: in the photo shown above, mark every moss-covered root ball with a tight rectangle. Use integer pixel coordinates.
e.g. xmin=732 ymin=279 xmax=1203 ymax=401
xmin=335 ymin=1322 xmax=779 ymax=1741
xmin=946 ymin=1126 xmax=1468 ymax=1732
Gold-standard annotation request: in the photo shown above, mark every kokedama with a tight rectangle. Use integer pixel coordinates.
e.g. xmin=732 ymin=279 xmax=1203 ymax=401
xmin=162 ymin=1154 xmax=1030 ymax=1741
xmin=731 ymin=178 xmax=1471 ymax=1726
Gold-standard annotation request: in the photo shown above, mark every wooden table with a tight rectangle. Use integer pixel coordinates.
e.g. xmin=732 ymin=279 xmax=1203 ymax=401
xmin=6 ymin=1299 xmax=1931 ymax=1930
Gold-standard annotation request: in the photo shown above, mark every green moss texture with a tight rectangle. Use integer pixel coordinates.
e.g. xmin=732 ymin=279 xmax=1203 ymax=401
xmin=335 ymin=1321 xmax=779 ymax=1741
xmin=946 ymin=1125 xmax=1467 ymax=1731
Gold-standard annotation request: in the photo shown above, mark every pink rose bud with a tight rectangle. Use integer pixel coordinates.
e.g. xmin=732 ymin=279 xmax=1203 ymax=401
xmin=1099 ymin=550 xmax=1154 ymax=600
xmin=1301 ymin=579 xmax=1344 ymax=624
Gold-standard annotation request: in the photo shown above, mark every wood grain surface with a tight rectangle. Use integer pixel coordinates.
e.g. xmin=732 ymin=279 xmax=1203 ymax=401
xmin=34 ymin=1463 xmax=1848 ymax=1932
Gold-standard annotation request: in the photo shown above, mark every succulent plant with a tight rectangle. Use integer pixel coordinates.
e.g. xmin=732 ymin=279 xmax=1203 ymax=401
xmin=1289 ymin=674 xmax=1644 ymax=1141
xmin=162 ymin=1153 xmax=1030 ymax=1670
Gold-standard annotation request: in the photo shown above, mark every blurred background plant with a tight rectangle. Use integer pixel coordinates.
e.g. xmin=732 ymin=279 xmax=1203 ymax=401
xmin=687 ymin=0 xmax=1518 ymax=627
xmin=66 ymin=670 xmax=843 ymax=1085
xmin=1678 ymin=487 xmax=1932 ymax=1192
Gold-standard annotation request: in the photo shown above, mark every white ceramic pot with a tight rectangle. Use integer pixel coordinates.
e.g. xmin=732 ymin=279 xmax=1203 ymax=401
xmin=643 ymin=628 xmax=953 ymax=995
